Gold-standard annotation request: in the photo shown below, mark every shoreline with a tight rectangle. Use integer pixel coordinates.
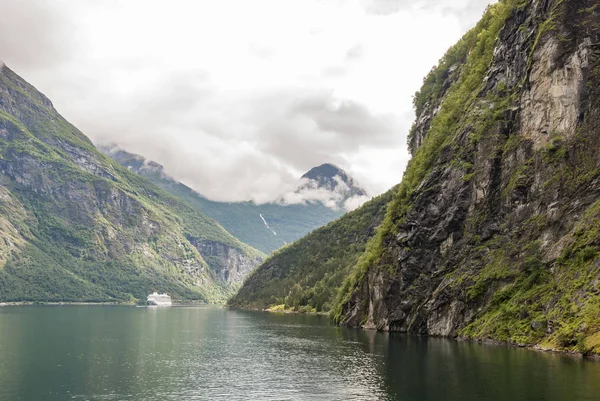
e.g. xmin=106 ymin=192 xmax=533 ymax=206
xmin=0 ymin=301 xmax=131 ymax=307
xmin=227 ymin=305 xmax=329 ymax=316
xmin=455 ymin=336 xmax=600 ymax=360
xmin=229 ymin=305 xmax=600 ymax=359
xmin=0 ymin=301 xmax=209 ymax=307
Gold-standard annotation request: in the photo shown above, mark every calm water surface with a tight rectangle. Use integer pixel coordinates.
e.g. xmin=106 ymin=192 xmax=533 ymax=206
xmin=0 ymin=305 xmax=599 ymax=401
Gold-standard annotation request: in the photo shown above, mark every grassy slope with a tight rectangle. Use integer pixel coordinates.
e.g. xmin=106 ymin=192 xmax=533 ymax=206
xmin=0 ymin=66 xmax=262 ymax=303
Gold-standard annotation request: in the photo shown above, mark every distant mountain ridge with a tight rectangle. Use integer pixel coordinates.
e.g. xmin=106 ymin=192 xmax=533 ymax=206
xmin=101 ymin=146 xmax=367 ymax=254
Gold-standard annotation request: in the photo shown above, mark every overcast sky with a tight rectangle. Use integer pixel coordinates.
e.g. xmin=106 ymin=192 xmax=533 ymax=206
xmin=0 ymin=0 xmax=492 ymax=204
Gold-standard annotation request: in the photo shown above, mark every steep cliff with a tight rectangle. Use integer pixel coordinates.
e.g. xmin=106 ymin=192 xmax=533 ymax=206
xmin=0 ymin=66 xmax=263 ymax=302
xmin=336 ymin=0 xmax=600 ymax=354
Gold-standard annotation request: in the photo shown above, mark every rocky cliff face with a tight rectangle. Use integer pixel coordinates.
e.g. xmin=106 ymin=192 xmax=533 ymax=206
xmin=187 ymin=238 xmax=260 ymax=285
xmin=0 ymin=66 xmax=263 ymax=302
xmin=338 ymin=0 xmax=600 ymax=354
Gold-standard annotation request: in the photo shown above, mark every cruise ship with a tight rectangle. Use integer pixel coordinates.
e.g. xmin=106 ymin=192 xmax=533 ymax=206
xmin=146 ymin=292 xmax=172 ymax=306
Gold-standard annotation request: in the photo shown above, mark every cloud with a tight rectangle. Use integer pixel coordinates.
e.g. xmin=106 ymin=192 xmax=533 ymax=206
xmin=0 ymin=0 xmax=74 ymax=71
xmin=344 ymin=194 xmax=372 ymax=211
xmin=363 ymin=0 xmax=492 ymax=15
xmin=135 ymin=72 xmax=213 ymax=114
xmin=290 ymin=96 xmax=399 ymax=143
xmin=0 ymin=0 xmax=493 ymax=206
xmin=279 ymin=175 xmax=370 ymax=211
xmin=249 ymin=90 xmax=403 ymax=176
xmin=362 ymin=0 xmax=494 ymax=30
xmin=248 ymin=43 xmax=276 ymax=59
xmin=345 ymin=44 xmax=364 ymax=62
xmin=322 ymin=66 xmax=347 ymax=78
xmin=280 ymin=180 xmax=344 ymax=209
xmin=89 ymin=87 xmax=398 ymax=204
xmin=362 ymin=0 xmax=405 ymax=15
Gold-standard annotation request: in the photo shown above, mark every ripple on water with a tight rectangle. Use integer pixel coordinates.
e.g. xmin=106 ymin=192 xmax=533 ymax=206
xmin=1 ymin=306 xmax=599 ymax=401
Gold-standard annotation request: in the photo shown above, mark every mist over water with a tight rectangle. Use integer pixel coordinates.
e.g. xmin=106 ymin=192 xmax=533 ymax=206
xmin=0 ymin=306 xmax=598 ymax=401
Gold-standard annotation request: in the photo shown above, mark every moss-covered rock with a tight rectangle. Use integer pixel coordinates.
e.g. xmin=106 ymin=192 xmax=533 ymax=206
xmin=333 ymin=0 xmax=600 ymax=354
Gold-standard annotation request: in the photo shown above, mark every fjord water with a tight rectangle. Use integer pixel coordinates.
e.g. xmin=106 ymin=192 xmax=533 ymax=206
xmin=0 ymin=306 xmax=598 ymax=401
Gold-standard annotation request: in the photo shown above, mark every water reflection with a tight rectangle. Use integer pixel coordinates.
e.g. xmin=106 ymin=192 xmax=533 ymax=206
xmin=0 ymin=306 xmax=598 ymax=401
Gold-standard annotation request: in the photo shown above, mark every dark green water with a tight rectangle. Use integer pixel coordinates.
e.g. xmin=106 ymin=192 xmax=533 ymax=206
xmin=0 ymin=306 xmax=599 ymax=401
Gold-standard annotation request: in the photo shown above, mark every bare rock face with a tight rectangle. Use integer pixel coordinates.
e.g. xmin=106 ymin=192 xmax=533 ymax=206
xmin=339 ymin=0 xmax=600 ymax=352
xmin=187 ymin=239 xmax=263 ymax=285
xmin=521 ymin=37 xmax=590 ymax=148
xmin=0 ymin=186 xmax=27 ymax=266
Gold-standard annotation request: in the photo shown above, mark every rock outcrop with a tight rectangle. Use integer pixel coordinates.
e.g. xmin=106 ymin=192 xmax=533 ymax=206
xmin=337 ymin=0 xmax=600 ymax=354
xmin=187 ymin=238 xmax=262 ymax=285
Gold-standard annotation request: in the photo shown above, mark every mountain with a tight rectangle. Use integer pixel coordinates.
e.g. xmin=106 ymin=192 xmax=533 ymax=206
xmin=233 ymin=0 xmax=600 ymax=355
xmin=298 ymin=163 xmax=367 ymax=205
xmin=0 ymin=65 xmax=263 ymax=303
xmin=227 ymin=187 xmax=393 ymax=312
xmin=335 ymin=0 xmax=600 ymax=354
xmin=101 ymin=147 xmax=366 ymax=254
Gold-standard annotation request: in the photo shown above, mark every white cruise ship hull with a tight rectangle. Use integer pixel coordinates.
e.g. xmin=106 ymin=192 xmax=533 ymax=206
xmin=146 ymin=293 xmax=172 ymax=306
xmin=147 ymin=300 xmax=172 ymax=306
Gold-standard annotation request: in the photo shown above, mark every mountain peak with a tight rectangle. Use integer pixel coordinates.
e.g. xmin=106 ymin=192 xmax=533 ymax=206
xmin=300 ymin=163 xmax=366 ymax=198
xmin=302 ymin=163 xmax=345 ymax=181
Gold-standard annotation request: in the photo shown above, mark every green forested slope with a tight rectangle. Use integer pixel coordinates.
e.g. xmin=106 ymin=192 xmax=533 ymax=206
xmin=228 ymin=188 xmax=394 ymax=312
xmin=0 ymin=65 xmax=263 ymax=303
